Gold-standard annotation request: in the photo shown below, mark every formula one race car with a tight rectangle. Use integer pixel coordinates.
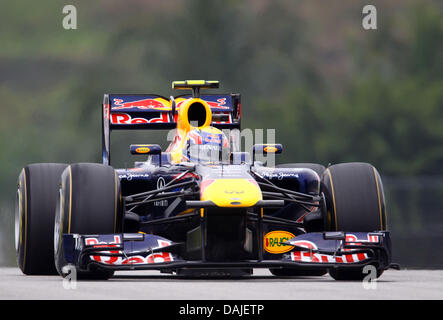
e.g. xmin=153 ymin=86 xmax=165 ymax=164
xmin=15 ymin=80 xmax=396 ymax=280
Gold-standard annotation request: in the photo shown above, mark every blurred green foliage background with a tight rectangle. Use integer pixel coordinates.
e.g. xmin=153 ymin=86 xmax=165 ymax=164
xmin=1 ymin=0 xmax=442 ymax=267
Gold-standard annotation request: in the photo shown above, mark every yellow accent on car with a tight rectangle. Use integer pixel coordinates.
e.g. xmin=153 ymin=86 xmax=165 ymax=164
xmin=186 ymin=80 xmax=206 ymax=86
xmin=325 ymin=168 xmax=338 ymax=231
xmin=264 ymin=230 xmax=295 ymax=254
xmin=372 ymin=166 xmax=385 ymax=230
xmin=264 ymin=146 xmax=278 ymax=153
xmin=172 ymin=80 xmax=219 ymax=89
xmin=135 ymin=147 xmax=150 ymax=153
xmin=177 ymin=98 xmax=212 ymax=131
xmin=200 ymin=179 xmax=262 ymax=207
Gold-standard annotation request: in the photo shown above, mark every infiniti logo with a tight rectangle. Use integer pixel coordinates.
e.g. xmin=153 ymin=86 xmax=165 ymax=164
xmin=157 ymin=177 xmax=166 ymax=190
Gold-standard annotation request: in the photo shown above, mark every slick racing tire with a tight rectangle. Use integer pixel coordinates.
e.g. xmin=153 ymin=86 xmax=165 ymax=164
xmin=54 ymin=163 xmax=123 ymax=280
xmin=321 ymin=162 xmax=387 ymax=281
xmin=16 ymin=163 xmax=68 ymax=275
xmin=270 ymin=163 xmax=327 ymax=277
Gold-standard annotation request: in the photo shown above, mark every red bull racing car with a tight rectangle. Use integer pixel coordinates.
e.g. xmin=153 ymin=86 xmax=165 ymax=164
xmin=15 ymin=80 xmax=397 ymax=280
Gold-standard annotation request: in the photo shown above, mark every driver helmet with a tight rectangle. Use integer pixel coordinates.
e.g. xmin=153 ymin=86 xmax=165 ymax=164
xmin=183 ymin=127 xmax=230 ymax=164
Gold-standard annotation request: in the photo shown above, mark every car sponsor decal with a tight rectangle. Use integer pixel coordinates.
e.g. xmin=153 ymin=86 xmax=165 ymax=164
xmin=291 ymin=250 xmax=369 ymax=264
xmin=342 ymin=233 xmax=380 ymax=252
xmin=345 ymin=233 xmax=380 ymax=245
xmin=260 ymin=171 xmax=299 ymax=180
xmin=135 ymin=146 xmax=150 ymax=153
xmin=176 ymin=97 xmax=231 ymax=111
xmin=119 ymin=252 xmax=173 ymax=265
xmin=85 ymin=237 xmax=174 ymax=265
xmin=110 ymin=112 xmax=170 ymax=124
xmin=85 ymin=235 xmax=122 ymax=265
xmin=112 ymin=98 xmax=170 ymax=111
xmin=156 ymin=176 xmax=166 ymax=189
xmin=289 ymin=236 xmax=372 ymax=264
xmin=118 ymin=172 xmax=150 ymax=181
xmin=264 ymin=230 xmax=295 ymax=254
xmin=263 ymin=146 xmax=278 ymax=153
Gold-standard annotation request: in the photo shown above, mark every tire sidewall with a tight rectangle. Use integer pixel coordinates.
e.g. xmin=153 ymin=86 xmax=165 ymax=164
xmin=16 ymin=164 xmax=68 ymax=275
xmin=54 ymin=163 xmax=122 ymax=279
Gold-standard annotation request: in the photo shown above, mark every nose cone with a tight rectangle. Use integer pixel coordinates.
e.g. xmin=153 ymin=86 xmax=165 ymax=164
xmin=200 ymin=179 xmax=263 ymax=207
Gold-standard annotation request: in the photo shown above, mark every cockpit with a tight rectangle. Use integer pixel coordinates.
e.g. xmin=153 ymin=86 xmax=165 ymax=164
xmin=183 ymin=127 xmax=230 ymax=164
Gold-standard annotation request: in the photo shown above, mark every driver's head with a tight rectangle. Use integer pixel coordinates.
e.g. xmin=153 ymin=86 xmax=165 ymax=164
xmin=183 ymin=127 xmax=230 ymax=164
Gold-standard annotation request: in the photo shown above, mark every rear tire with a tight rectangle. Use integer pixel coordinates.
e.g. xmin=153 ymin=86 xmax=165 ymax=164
xmin=321 ymin=162 xmax=387 ymax=280
xmin=15 ymin=163 xmax=68 ymax=275
xmin=54 ymin=163 xmax=123 ymax=280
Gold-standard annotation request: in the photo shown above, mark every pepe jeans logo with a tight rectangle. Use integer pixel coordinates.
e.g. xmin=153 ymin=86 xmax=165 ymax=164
xmin=261 ymin=172 xmax=299 ymax=180
xmin=264 ymin=231 xmax=295 ymax=254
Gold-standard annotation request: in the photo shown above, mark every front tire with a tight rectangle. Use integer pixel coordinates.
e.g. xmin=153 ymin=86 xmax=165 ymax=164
xmin=54 ymin=163 xmax=123 ymax=280
xmin=321 ymin=162 xmax=387 ymax=280
xmin=321 ymin=162 xmax=387 ymax=232
xmin=16 ymin=163 xmax=68 ymax=275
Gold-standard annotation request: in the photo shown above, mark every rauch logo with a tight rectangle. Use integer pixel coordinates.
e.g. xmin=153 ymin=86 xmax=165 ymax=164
xmin=264 ymin=231 xmax=295 ymax=254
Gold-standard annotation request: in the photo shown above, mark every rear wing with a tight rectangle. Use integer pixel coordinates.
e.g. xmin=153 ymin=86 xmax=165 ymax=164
xmin=102 ymin=93 xmax=241 ymax=165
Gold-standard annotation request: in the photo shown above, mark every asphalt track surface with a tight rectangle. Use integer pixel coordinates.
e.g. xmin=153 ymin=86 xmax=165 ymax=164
xmin=1 ymin=268 xmax=443 ymax=300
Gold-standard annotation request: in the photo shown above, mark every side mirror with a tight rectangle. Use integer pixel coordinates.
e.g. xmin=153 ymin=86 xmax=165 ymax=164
xmin=130 ymin=144 xmax=162 ymax=166
xmin=252 ymin=144 xmax=282 ymax=163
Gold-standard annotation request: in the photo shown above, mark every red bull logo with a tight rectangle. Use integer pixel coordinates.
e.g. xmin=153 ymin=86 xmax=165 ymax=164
xmin=112 ymin=98 xmax=169 ymax=111
xmin=176 ymin=98 xmax=230 ymax=110
xmin=204 ymin=133 xmax=222 ymax=144
xmin=111 ymin=112 xmax=169 ymax=124
xmin=207 ymin=98 xmax=229 ymax=109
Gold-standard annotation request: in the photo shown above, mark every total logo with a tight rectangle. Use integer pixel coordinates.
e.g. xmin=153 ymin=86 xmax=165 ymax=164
xmin=263 ymin=230 xmax=295 ymax=254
